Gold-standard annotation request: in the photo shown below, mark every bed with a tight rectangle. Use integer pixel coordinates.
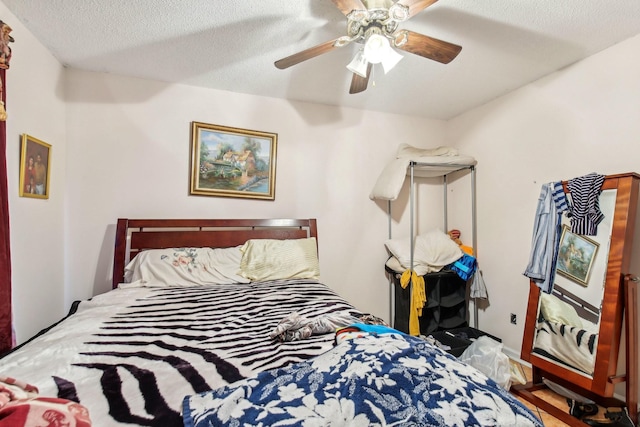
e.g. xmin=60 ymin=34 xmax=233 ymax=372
xmin=0 ymin=218 xmax=542 ymax=427
xmin=531 ymin=285 xmax=600 ymax=375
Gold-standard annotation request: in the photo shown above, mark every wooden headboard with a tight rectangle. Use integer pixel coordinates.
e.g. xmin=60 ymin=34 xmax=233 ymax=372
xmin=112 ymin=218 xmax=318 ymax=288
xmin=551 ymin=284 xmax=601 ymax=325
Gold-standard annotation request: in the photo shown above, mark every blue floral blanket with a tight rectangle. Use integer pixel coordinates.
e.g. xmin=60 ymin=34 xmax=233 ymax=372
xmin=182 ymin=333 xmax=542 ymax=427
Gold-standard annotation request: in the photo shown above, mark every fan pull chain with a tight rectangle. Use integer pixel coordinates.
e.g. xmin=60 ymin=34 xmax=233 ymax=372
xmin=371 ymin=65 xmax=376 ymax=87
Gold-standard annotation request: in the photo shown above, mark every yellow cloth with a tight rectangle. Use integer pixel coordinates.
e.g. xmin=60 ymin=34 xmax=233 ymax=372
xmin=400 ymin=270 xmax=426 ymax=336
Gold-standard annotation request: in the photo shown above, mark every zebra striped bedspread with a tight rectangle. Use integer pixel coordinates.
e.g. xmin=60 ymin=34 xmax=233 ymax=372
xmin=532 ymin=319 xmax=598 ymax=375
xmin=0 ymin=279 xmax=361 ymax=426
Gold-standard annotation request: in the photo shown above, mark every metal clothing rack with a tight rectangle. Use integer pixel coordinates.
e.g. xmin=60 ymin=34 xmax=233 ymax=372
xmin=387 ymin=162 xmax=478 ymax=329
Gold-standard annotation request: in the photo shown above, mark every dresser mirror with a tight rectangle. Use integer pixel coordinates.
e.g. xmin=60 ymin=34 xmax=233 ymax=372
xmin=528 ymin=188 xmax=617 ymax=377
xmin=514 ymin=173 xmax=639 ymax=425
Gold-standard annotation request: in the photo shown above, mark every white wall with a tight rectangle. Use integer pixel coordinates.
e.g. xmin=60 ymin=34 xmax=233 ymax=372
xmin=1 ymin=2 xmax=67 ymax=343
xmin=61 ymin=69 xmax=448 ymax=338
xmin=447 ymin=34 xmax=640 ymax=360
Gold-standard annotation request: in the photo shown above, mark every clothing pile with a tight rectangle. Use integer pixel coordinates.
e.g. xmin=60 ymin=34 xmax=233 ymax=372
xmin=524 ymin=172 xmax=605 ymax=293
xmin=269 ymin=312 xmax=388 ymax=342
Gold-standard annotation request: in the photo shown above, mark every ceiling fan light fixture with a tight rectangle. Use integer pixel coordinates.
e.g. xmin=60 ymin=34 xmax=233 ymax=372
xmin=363 ymin=33 xmax=389 ymax=64
xmin=381 ymin=47 xmax=403 ymax=74
xmin=362 ymin=33 xmax=403 ymax=74
xmin=346 ymin=49 xmax=369 ymax=78
xmin=275 ymin=0 xmax=457 ymax=94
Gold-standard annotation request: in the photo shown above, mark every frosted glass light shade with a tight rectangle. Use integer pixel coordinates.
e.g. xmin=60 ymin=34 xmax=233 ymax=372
xmin=363 ymin=34 xmax=389 ymax=64
xmin=346 ymin=50 xmax=369 ymax=78
xmin=381 ymin=47 xmax=403 ymax=74
xmin=347 ymin=34 xmax=404 ymax=79
xmin=362 ymin=33 xmax=403 ymax=74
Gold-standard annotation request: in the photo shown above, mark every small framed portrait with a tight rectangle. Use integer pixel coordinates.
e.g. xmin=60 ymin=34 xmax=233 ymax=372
xmin=19 ymin=134 xmax=51 ymax=199
xmin=189 ymin=122 xmax=277 ymax=200
xmin=556 ymin=225 xmax=599 ymax=286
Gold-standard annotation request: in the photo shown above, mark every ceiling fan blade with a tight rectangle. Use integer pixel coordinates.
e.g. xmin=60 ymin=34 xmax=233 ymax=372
xmin=275 ymin=39 xmax=342 ymax=69
xmin=349 ymin=63 xmax=372 ymax=94
xmin=396 ymin=0 xmax=439 ymax=19
xmin=395 ymin=30 xmax=461 ymax=64
xmin=331 ymin=0 xmax=367 ymax=17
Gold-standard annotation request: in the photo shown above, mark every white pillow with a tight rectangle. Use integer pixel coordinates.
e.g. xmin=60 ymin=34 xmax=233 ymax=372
xmin=384 ymin=235 xmax=414 ymax=267
xmin=385 ymin=256 xmax=429 ymax=276
xmin=385 ymin=228 xmax=463 ymax=272
xmin=539 ymin=293 xmax=583 ymax=328
xmin=414 ymin=229 xmax=464 ymax=268
xmin=122 ymin=246 xmax=249 ymax=287
xmin=239 ymin=238 xmax=320 ymax=281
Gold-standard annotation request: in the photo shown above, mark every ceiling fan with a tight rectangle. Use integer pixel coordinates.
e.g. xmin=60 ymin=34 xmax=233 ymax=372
xmin=274 ymin=0 xmax=462 ymax=94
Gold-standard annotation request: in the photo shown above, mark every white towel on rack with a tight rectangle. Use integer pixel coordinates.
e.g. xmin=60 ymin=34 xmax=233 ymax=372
xmin=369 ymin=144 xmax=476 ymax=201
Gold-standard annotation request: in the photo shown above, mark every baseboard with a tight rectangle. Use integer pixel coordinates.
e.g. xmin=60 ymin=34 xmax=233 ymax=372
xmin=502 ymin=345 xmax=529 ymax=366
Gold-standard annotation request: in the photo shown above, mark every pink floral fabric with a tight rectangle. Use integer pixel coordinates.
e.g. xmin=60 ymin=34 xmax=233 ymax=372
xmin=0 ymin=376 xmax=91 ymax=426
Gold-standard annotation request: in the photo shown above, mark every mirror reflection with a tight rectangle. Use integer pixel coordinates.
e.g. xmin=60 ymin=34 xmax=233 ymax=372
xmin=530 ymin=188 xmax=617 ymax=376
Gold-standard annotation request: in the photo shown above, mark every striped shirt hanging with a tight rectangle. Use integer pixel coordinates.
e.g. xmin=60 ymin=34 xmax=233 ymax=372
xmin=567 ymin=173 xmax=605 ymax=235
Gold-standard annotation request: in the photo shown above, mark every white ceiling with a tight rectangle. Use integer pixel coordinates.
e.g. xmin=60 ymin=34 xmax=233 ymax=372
xmin=3 ymin=0 xmax=640 ymax=120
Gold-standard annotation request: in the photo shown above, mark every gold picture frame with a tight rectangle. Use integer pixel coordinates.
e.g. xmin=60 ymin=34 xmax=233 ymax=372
xmin=189 ymin=122 xmax=277 ymax=200
xmin=556 ymin=225 xmax=599 ymax=286
xmin=19 ymin=134 xmax=51 ymax=199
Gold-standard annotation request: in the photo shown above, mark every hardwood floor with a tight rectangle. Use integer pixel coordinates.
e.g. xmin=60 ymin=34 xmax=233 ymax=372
xmin=510 ymin=362 xmax=609 ymax=427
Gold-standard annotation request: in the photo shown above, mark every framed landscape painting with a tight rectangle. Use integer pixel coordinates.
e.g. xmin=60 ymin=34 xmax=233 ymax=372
xmin=19 ymin=134 xmax=51 ymax=199
xmin=189 ymin=122 xmax=277 ymax=200
xmin=556 ymin=225 xmax=599 ymax=286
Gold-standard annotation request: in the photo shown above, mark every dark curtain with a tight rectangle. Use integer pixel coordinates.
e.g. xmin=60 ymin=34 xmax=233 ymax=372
xmin=0 ymin=67 xmax=12 ymax=353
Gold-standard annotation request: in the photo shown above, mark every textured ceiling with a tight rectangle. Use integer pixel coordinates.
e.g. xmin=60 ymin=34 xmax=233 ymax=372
xmin=3 ymin=0 xmax=640 ymax=119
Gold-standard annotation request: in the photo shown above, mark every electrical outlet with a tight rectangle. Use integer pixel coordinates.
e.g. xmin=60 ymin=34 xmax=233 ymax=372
xmin=510 ymin=313 xmax=517 ymax=324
